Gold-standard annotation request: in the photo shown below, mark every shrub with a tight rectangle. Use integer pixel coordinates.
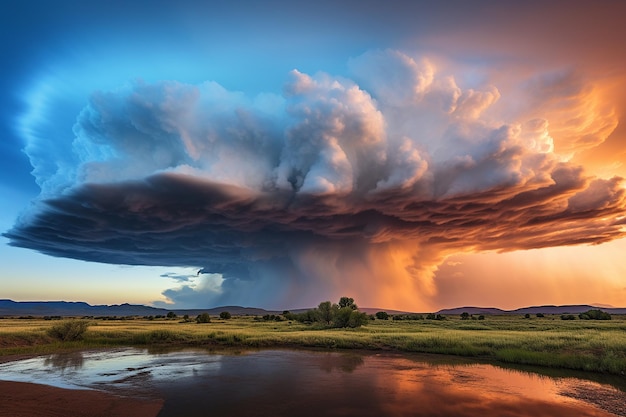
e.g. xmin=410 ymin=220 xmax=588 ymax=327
xmin=148 ymin=329 xmax=175 ymax=342
xmin=478 ymin=315 xmax=485 ymax=320
xmin=48 ymin=320 xmax=91 ymax=341
xmin=220 ymin=311 xmax=232 ymax=319
xmin=460 ymin=312 xmax=470 ymax=320
xmin=261 ymin=314 xmax=283 ymax=321
xmin=196 ymin=313 xmax=211 ymax=323
xmin=524 ymin=313 xmax=531 ymax=319
xmin=536 ymin=313 xmax=544 ymax=318
xmin=561 ymin=314 xmax=576 ymax=320
xmin=375 ymin=311 xmax=390 ymax=320
xmin=166 ymin=312 xmax=177 ymax=319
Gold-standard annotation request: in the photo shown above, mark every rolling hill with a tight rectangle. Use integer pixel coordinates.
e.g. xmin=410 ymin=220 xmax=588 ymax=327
xmin=1 ymin=299 xmax=625 ymax=317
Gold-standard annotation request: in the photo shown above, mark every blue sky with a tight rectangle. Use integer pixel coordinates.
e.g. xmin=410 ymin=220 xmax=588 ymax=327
xmin=2 ymin=1 xmax=626 ymax=310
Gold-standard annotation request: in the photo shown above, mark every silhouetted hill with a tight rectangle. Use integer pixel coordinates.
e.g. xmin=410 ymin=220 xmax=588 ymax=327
xmin=1 ymin=299 xmax=625 ymax=317
xmin=437 ymin=305 xmax=626 ymax=315
xmin=0 ymin=300 xmax=273 ymax=317
xmin=0 ymin=299 xmax=166 ymax=317
xmin=171 ymin=306 xmax=274 ymax=317
xmin=435 ymin=307 xmax=506 ymax=315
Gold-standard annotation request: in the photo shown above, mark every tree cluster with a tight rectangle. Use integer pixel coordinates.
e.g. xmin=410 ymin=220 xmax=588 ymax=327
xmin=460 ymin=312 xmax=485 ymax=320
xmin=579 ymin=309 xmax=611 ymax=320
xmin=285 ymin=297 xmax=369 ymax=328
xmin=392 ymin=314 xmax=424 ymax=321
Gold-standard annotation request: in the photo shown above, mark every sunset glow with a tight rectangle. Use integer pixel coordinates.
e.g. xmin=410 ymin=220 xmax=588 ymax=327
xmin=1 ymin=1 xmax=625 ymax=311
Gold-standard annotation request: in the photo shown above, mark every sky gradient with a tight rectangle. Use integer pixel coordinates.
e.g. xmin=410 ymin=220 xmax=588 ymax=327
xmin=1 ymin=1 xmax=626 ymax=311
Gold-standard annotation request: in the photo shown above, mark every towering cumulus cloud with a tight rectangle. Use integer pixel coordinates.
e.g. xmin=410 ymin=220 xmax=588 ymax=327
xmin=6 ymin=50 xmax=626 ymax=310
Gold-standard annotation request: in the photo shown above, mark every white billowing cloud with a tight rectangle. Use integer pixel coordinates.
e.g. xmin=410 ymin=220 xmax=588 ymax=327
xmin=451 ymin=86 xmax=500 ymax=120
xmin=348 ymin=49 xmax=435 ymax=107
xmin=7 ymin=49 xmax=626 ymax=310
xmin=276 ymin=70 xmax=386 ymax=195
xmin=72 ymin=80 xmax=284 ymax=190
xmin=374 ymin=137 xmax=428 ymax=192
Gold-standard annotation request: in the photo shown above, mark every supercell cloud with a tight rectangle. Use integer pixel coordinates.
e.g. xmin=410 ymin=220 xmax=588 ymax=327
xmin=6 ymin=50 xmax=626 ymax=309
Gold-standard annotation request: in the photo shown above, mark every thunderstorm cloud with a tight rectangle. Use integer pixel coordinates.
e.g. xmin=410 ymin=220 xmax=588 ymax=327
xmin=6 ymin=50 xmax=626 ymax=309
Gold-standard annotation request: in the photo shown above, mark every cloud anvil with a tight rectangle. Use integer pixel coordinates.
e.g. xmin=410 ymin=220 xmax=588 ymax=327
xmin=5 ymin=49 xmax=626 ymax=308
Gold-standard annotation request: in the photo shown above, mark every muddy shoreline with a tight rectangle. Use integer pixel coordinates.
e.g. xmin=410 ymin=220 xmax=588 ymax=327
xmin=0 ymin=380 xmax=163 ymax=417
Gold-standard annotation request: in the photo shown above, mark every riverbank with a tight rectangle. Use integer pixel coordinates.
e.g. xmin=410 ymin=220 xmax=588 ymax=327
xmin=1 ymin=314 xmax=625 ymax=375
xmin=0 ymin=380 xmax=162 ymax=417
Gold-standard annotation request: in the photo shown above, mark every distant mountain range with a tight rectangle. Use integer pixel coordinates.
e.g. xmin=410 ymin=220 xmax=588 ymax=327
xmin=0 ymin=300 xmax=272 ymax=317
xmin=0 ymin=299 xmax=624 ymax=317
xmin=436 ymin=305 xmax=626 ymax=315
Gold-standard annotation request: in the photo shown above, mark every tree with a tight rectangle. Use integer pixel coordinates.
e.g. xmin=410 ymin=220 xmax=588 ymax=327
xmin=460 ymin=312 xmax=470 ymax=320
xmin=166 ymin=311 xmax=177 ymax=319
xmin=375 ymin=311 xmax=389 ymax=320
xmin=196 ymin=313 xmax=211 ymax=323
xmin=219 ymin=311 xmax=232 ymax=319
xmin=318 ymin=301 xmax=336 ymax=325
xmin=338 ymin=297 xmax=357 ymax=310
xmin=524 ymin=313 xmax=531 ymax=319
xmin=333 ymin=307 xmax=354 ymax=328
xmin=347 ymin=310 xmax=369 ymax=328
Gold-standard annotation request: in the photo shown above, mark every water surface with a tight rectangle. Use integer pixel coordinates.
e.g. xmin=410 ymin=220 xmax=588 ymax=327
xmin=0 ymin=348 xmax=623 ymax=417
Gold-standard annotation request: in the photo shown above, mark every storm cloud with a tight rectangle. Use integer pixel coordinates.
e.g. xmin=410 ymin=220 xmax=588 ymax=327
xmin=6 ymin=50 xmax=626 ymax=309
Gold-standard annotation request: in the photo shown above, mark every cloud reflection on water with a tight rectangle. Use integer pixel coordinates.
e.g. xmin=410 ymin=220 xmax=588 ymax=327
xmin=0 ymin=349 xmax=621 ymax=417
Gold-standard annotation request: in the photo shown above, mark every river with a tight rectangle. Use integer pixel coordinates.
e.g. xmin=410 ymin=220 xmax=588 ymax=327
xmin=0 ymin=348 xmax=624 ymax=416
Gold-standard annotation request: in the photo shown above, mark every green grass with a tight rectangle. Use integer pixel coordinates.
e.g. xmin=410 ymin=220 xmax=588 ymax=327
xmin=1 ymin=315 xmax=625 ymax=374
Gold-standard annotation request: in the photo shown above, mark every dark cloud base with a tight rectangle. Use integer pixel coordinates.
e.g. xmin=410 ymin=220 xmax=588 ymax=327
xmin=7 ymin=166 xmax=625 ymax=274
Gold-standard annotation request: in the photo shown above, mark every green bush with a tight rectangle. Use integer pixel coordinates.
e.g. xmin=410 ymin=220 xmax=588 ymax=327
xmin=375 ymin=311 xmax=389 ymax=320
xmin=561 ymin=314 xmax=576 ymax=320
xmin=196 ymin=313 xmax=211 ymax=323
xmin=48 ymin=320 xmax=91 ymax=341
xmin=220 ymin=311 xmax=232 ymax=319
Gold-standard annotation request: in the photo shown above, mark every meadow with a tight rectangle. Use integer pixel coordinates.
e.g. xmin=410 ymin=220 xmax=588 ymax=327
xmin=1 ymin=314 xmax=625 ymax=375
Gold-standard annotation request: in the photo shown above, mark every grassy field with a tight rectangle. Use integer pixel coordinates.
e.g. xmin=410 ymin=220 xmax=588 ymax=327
xmin=1 ymin=314 xmax=625 ymax=375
